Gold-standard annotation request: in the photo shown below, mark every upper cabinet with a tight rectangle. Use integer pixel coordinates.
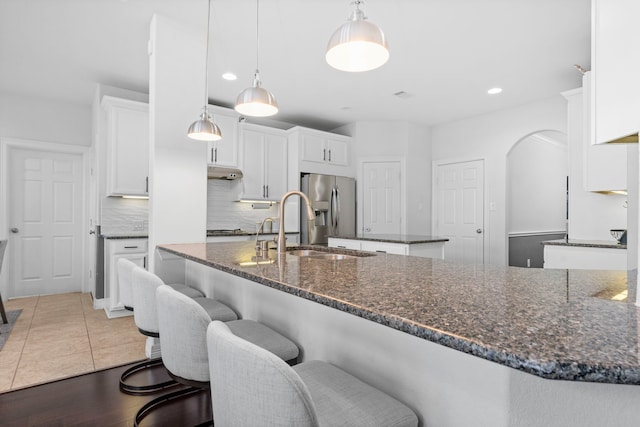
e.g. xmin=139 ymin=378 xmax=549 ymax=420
xmin=101 ymin=96 xmax=149 ymax=197
xmin=239 ymin=123 xmax=288 ymax=201
xmin=583 ymin=72 xmax=629 ymax=192
xmin=207 ymin=106 xmax=239 ymax=167
xmin=590 ymin=0 xmax=640 ymax=144
xmin=289 ymin=127 xmax=353 ymax=177
xmin=300 ymin=132 xmax=349 ymax=166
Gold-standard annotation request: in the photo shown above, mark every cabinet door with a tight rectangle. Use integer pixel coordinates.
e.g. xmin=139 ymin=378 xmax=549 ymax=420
xmin=264 ymin=133 xmax=288 ymax=200
xmin=207 ymin=113 xmax=238 ymax=166
xmin=104 ymin=98 xmax=149 ymax=196
xmin=105 ymin=238 xmax=148 ymax=314
xmin=326 ymin=137 xmax=349 ymax=166
xmin=240 ymin=128 xmax=266 ymax=199
xmin=300 ymin=133 xmax=326 ymax=163
xmin=591 ymin=0 xmax=640 ymax=144
xmin=109 ymin=253 xmax=146 ymax=311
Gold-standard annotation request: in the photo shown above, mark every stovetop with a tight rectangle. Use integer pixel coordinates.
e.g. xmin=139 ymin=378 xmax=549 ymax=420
xmin=207 ymin=228 xmax=250 ymax=236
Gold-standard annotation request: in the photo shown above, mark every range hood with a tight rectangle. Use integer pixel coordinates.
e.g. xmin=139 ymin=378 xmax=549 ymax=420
xmin=207 ymin=166 xmax=243 ymax=180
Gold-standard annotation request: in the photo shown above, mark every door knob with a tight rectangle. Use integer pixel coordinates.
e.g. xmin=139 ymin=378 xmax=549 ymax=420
xmin=10 ymin=227 xmax=19 ymax=233
xmin=89 ymin=230 xmax=96 ymax=235
xmin=364 ymin=227 xmax=371 ymax=232
xmin=476 ymin=228 xmax=482 ymax=234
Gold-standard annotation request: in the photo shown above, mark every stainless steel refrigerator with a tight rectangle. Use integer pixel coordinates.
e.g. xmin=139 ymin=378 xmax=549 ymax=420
xmin=300 ymin=173 xmax=356 ymax=245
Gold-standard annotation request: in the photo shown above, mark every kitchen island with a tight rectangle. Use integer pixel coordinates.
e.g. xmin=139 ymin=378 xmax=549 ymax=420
xmin=156 ymin=241 xmax=640 ymax=427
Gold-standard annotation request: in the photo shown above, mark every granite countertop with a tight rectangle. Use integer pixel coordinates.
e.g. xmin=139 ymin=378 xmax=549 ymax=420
xmin=101 ymin=233 xmax=148 ymax=239
xmin=542 ymin=239 xmax=627 ymax=249
xmin=157 ymin=241 xmax=640 ymax=385
xmin=330 ymin=234 xmax=449 ymax=244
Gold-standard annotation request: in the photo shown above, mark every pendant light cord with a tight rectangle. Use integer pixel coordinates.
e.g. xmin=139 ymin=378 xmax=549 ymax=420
xmin=204 ymin=0 xmax=212 ymax=109
xmin=255 ymin=0 xmax=260 ymax=74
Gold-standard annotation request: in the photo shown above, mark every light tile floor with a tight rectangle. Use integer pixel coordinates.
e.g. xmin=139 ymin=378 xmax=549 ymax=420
xmin=0 ymin=292 xmax=145 ymax=393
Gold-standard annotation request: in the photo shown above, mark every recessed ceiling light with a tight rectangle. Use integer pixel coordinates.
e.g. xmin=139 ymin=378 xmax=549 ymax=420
xmin=487 ymin=87 xmax=503 ymax=95
xmin=222 ymin=72 xmax=237 ymax=81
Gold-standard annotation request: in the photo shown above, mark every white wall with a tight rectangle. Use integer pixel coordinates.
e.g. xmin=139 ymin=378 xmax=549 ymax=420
xmin=507 ymin=132 xmax=568 ymax=234
xmin=148 ymin=13 xmax=208 ymax=272
xmin=0 ymin=92 xmax=91 ymax=146
xmin=431 ymin=96 xmax=568 ymax=266
xmin=563 ymin=89 xmax=627 ymax=241
xmin=342 ymin=121 xmax=432 ymax=235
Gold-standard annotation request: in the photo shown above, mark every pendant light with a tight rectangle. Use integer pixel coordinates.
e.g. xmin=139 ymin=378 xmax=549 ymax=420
xmin=235 ymin=0 xmax=278 ymax=117
xmin=326 ymin=0 xmax=389 ymax=72
xmin=188 ymin=0 xmax=222 ymax=141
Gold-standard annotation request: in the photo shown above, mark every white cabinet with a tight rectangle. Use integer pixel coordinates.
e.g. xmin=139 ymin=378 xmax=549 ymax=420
xmin=289 ymin=127 xmax=352 ymax=177
xmin=590 ymin=0 xmax=640 ymax=144
xmin=543 ymin=244 xmax=626 ymax=270
xmin=101 ymin=96 xmax=149 ymax=196
xmin=207 ymin=106 xmax=239 ymax=167
xmin=104 ymin=238 xmax=148 ymax=318
xmin=328 ymin=237 xmax=445 ymax=259
xmin=361 ymin=241 xmax=409 ymax=255
xmin=327 ymin=237 xmax=362 ymax=251
xmin=239 ymin=124 xmax=288 ymax=201
xmin=582 ymin=73 xmax=629 ymax=192
xmin=300 ymin=131 xmax=349 ymax=166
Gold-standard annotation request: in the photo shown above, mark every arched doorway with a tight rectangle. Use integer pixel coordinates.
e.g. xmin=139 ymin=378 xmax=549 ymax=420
xmin=507 ymin=130 xmax=568 ymax=267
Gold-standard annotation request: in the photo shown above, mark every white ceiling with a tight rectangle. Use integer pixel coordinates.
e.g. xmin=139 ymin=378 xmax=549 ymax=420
xmin=0 ymin=0 xmax=590 ymax=131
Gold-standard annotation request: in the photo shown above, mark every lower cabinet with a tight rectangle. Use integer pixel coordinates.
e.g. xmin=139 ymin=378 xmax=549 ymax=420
xmin=104 ymin=238 xmax=148 ymax=318
xmin=328 ymin=238 xmax=445 ymax=259
xmin=543 ymin=244 xmax=627 ymax=270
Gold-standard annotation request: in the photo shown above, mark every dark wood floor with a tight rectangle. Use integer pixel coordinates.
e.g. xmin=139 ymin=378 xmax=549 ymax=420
xmin=0 ymin=361 xmax=212 ymax=427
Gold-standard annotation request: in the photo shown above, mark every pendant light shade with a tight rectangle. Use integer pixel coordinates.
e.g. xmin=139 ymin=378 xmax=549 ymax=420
xmin=235 ymin=72 xmax=278 ymax=117
xmin=326 ymin=1 xmax=389 ymax=72
xmin=187 ymin=109 xmax=222 ymax=141
xmin=235 ymin=0 xmax=278 ymax=117
xmin=188 ymin=0 xmax=223 ymax=141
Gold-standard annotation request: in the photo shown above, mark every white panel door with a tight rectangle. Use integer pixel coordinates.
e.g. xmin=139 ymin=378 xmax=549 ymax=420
xmin=435 ymin=160 xmax=484 ymax=264
xmin=362 ymin=161 xmax=401 ymax=234
xmin=9 ymin=148 xmax=83 ymax=297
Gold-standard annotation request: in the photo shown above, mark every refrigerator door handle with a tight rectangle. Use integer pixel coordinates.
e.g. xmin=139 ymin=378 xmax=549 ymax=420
xmin=330 ymin=187 xmax=337 ymax=232
xmin=334 ymin=186 xmax=340 ymax=232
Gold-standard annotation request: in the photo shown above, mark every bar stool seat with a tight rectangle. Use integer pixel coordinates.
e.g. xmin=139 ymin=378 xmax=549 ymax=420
xmin=207 ymin=320 xmax=418 ymax=427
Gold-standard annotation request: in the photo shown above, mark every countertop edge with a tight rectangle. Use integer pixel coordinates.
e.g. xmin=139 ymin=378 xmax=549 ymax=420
xmin=542 ymin=239 xmax=627 ymax=250
xmin=157 ymin=244 xmax=640 ymax=386
xmin=330 ymin=235 xmax=450 ymax=244
xmin=101 ymin=234 xmax=149 ymax=239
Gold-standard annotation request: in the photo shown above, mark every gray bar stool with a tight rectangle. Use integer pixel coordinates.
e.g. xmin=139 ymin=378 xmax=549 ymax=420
xmin=120 ymin=263 xmax=237 ymax=395
xmin=134 ymin=284 xmax=299 ymax=426
xmin=207 ymin=320 xmax=419 ymax=427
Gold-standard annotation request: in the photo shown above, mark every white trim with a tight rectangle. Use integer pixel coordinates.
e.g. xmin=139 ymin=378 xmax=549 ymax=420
xmin=357 ymin=157 xmax=406 ymax=235
xmin=0 ymin=137 xmax=91 ymax=298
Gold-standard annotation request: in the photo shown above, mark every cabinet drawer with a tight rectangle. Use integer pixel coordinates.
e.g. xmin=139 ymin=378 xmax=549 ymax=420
xmin=361 ymin=241 xmax=408 ymax=255
xmin=110 ymin=239 xmax=148 ymax=253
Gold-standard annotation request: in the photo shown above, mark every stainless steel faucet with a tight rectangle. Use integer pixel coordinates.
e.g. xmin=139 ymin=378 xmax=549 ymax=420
xmin=255 ymin=217 xmax=274 ymax=255
xmin=277 ymin=190 xmax=315 ymax=255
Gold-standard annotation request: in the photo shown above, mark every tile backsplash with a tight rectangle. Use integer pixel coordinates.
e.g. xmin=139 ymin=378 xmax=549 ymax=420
xmin=99 ymin=180 xmax=282 ymax=235
xmin=207 ymin=179 xmax=280 ymax=231
xmin=100 ymin=197 xmax=148 ymax=234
